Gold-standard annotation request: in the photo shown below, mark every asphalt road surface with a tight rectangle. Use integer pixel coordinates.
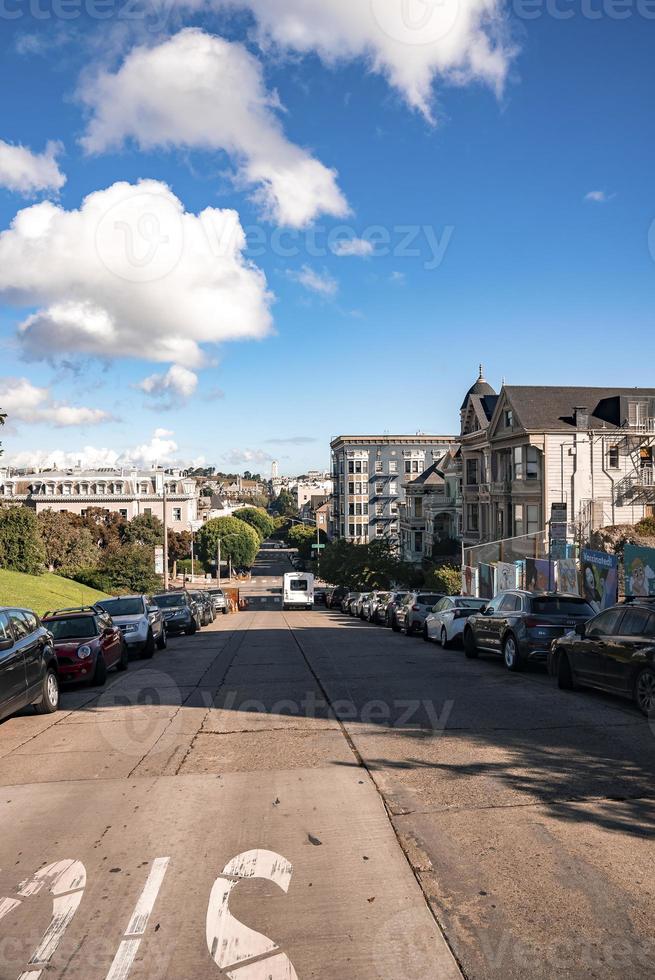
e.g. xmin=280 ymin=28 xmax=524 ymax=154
xmin=0 ymin=547 xmax=654 ymax=979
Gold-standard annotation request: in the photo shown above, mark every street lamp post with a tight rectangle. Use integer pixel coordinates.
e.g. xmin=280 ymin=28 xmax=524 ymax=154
xmin=162 ymin=479 xmax=169 ymax=591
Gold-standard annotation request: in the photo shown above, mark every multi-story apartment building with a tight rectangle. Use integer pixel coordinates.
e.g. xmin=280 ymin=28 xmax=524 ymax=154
xmin=460 ymin=383 xmax=655 ymax=545
xmin=0 ymin=467 xmax=198 ymax=531
xmin=330 ymin=434 xmax=456 ymax=545
xmin=399 ymin=447 xmax=463 ymax=563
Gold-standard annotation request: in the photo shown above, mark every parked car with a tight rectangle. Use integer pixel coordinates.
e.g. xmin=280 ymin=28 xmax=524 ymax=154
xmin=341 ymin=592 xmax=361 ymax=614
xmin=0 ymin=606 xmax=60 ymax=718
xmin=208 ymin=588 xmax=229 ymax=615
xmin=352 ymin=593 xmax=372 ymax=618
xmin=424 ymin=596 xmax=488 ymax=647
xmin=96 ymin=595 xmax=166 ymax=657
xmin=549 ymin=599 xmax=655 ymax=714
xmin=190 ymin=591 xmax=214 ymax=626
xmin=326 ymin=586 xmax=348 ymax=610
xmin=42 ymin=606 xmax=128 ymax=686
xmin=361 ymin=591 xmax=391 ymax=622
xmin=150 ymin=592 xmax=200 ymax=635
xmin=464 ymin=591 xmax=595 ymax=671
xmin=396 ymin=593 xmax=444 ymax=636
xmin=377 ymin=592 xmax=410 ymax=629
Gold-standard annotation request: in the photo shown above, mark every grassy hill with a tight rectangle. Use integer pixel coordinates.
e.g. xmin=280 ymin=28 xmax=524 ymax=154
xmin=0 ymin=569 xmax=109 ymax=616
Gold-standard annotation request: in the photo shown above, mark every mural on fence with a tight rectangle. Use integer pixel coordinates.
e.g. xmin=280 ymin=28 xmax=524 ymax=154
xmin=461 ymin=566 xmax=479 ymax=597
xmin=525 ymin=558 xmax=555 ymax=592
xmin=479 ymin=563 xmax=495 ymax=600
xmin=557 ymin=558 xmax=580 ymax=596
xmin=624 ymin=545 xmax=655 ymax=597
xmin=496 ymin=562 xmax=518 ymax=592
xmin=580 ymin=549 xmax=618 ymax=612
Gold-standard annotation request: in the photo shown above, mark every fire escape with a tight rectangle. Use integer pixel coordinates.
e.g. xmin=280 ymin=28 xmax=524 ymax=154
xmin=614 ymin=419 xmax=655 ymax=507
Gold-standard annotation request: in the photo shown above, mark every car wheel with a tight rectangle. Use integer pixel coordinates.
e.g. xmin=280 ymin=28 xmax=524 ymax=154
xmin=116 ymin=641 xmax=129 ymax=671
xmin=503 ymin=634 xmax=522 ymax=672
xmin=463 ymin=628 xmax=478 ymax=659
xmin=391 ymin=615 xmax=400 ymax=633
xmin=222 ymin=608 xmax=229 ymax=615
xmin=34 ymin=666 xmax=59 ymax=714
xmin=440 ymin=627 xmax=449 ymax=649
xmin=141 ymin=630 xmax=156 ymax=659
xmin=156 ymin=628 xmax=167 ymax=650
xmin=556 ymin=650 xmax=576 ymax=690
xmin=422 ymin=625 xmax=430 ymax=643
xmin=93 ymin=654 xmax=107 ymax=686
xmin=634 ymin=667 xmax=655 ymax=716
xmin=403 ymin=619 xmax=413 ymax=637
xmin=187 ymin=621 xmax=197 ymax=635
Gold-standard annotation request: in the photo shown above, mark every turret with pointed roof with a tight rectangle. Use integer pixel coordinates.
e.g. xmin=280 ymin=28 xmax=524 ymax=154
xmin=460 ymin=365 xmax=497 ymax=411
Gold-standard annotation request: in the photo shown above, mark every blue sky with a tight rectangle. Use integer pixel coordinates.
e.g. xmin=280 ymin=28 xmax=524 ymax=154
xmin=0 ymin=4 xmax=654 ymax=475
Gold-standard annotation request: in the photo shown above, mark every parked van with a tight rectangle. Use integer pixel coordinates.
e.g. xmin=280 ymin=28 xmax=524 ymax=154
xmin=283 ymin=572 xmax=315 ymax=610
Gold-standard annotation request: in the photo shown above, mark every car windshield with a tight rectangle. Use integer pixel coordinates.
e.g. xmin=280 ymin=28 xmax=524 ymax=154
xmin=97 ymin=598 xmax=143 ymax=617
xmin=418 ymin=595 xmax=441 ymax=606
xmin=532 ymin=597 xmax=595 ymax=616
xmin=290 ymin=580 xmax=308 ymax=591
xmin=152 ymin=594 xmax=186 ymax=608
xmin=208 ymin=590 xmax=223 ymax=597
xmin=455 ymin=599 xmax=487 ymax=608
xmin=46 ymin=616 xmax=97 ymax=640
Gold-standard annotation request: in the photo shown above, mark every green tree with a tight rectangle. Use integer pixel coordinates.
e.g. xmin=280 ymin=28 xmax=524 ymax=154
xmin=234 ymin=507 xmax=275 ymax=541
xmin=168 ymin=529 xmax=192 ymax=563
xmin=77 ymin=544 xmax=162 ymax=594
xmin=195 ymin=516 xmax=260 ymax=570
xmin=424 ymin=564 xmax=461 ymax=595
xmin=319 ymin=538 xmax=405 ymax=590
xmin=271 ymin=489 xmax=298 ymax=518
xmin=38 ymin=510 xmax=99 ymax=576
xmin=0 ymin=506 xmax=45 ymax=575
xmin=123 ymin=512 xmax=164 ymax=547
xmin=287 ymin=523 xmax=327 ymax=560
xmin=79 ymin=507 xmax=126 ymax=549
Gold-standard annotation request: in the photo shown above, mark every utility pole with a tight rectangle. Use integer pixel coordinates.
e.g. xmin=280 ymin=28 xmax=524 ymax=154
xmin=190 ymin=526 xmax=195 ymax=581
xmin=216 ymin=537 xmax=221 ymax=588
xmin=163 ymin=478 xmax=169 ymax=590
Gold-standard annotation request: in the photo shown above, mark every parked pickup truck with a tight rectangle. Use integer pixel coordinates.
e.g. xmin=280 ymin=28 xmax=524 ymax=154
xmin=207 ymin=588 xmax=229 ymax=615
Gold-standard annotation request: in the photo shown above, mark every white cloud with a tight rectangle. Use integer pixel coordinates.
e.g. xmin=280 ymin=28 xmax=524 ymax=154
xmin=137 ymin=364 xmax=198 ymax=406
xmin=331 ymin=237 xmax=374 ymax=257
xmin=389 ymin=270 xmax=406 ymax=285
xmin=0 ymin=179 xmax=272 ymax=367
xmin=79 ymin=30 xmax=349 ymax=228
xmin=584 ymin=190 xmax=613 ymax=203
xmin=0 ymin=139 xmax=66 ymax=195
xmin=4 ymin=429 xmax=184 ymax=470
xmin=221 ymin=448 xmax=274 ymax=466
xmin=288 ymin=264 xmax=338 ymax=296
xmin=0 ymin=376 xmax=110 ymax=427
xmin=201 ymin=0 xmax=513 ymax=119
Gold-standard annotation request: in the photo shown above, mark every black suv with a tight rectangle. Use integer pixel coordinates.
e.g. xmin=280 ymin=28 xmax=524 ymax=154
xmin=463 ymin=591 xmax=595 ymax=671
xmin=549 ymin=599 xmax=655 ymax=715
xmin=0 ymin=607 xmax=59 ymax=720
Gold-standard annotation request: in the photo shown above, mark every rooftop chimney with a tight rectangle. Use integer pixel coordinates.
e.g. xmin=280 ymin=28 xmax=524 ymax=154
xmin=573 ymin=406 xmax=589 ymax=429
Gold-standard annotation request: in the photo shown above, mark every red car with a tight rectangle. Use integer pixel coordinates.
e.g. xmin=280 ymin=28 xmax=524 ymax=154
xmin=42 ymin=606 xmax=128 ymax=686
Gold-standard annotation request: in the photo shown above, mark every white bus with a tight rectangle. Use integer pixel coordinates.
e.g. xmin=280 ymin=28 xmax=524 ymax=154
xmin=282 ymin=572 xmax=315 ymax=610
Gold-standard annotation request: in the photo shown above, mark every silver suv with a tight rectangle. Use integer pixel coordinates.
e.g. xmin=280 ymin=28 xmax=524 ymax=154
xmin=96 ymin=595 xmax=166 ymax=658
xmin=396 ymin=593 xmax=444 ymax=636
xmin=208 ymin=588 xmax=229 ymax=615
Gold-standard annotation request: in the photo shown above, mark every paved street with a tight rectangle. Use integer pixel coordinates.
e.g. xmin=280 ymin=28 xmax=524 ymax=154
xmin=0 ymin=547 xmax=654 ymax=979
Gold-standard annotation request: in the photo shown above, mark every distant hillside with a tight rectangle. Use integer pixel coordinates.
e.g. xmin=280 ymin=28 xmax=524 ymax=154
xmin=0 ymin=569 xmax=109 ymax=616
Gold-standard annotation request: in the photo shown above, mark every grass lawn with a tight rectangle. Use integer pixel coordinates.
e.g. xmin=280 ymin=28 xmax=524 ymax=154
xmin=0 ymin=568 xmax=109 ymax=616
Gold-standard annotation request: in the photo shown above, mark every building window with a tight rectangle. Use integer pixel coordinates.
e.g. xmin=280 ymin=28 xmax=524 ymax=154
xmin=375 ymin=481 xmax=384 ymax=495
xmin=414 ymin=531 xmax=423 ymax=552
xmin=389 ymin=482 xmax=398 ymax=495
xmin=376 ymin=502 xmax=384 ymax=515
xmin=349 ymin=523 xmax=356 ymax=537
xmin=466 ymin=504 xmax=479 ymax=532
xmin=608 ymin=445 xmax=620 ymax=469
xmin=376 ymin=525 xmax=385 ymax=537
xmin=504 ymin=409 xmax=514 ymax=428
xmin=526 ymin=504 xmax=539 ymax=535
xmin=513 ymin=447 xmax=524 ymax=480
xmin=388 ymin=460 xmax=398 ymax=473
xmin=375 ymin=460 xmax=383 ymax=473
xmin=348 ymin=482 xmax=355 ymax=494
xmin=526 ymin=447 xmax=539 ymax=480
xmin=119 ymin=509 xmax=128 ymax=519
xmin=514 ymin=504 xmax=524 ymax=536
xmin=466 ymin=459 xmax=478 ymax=486
xmin=171 ymin=507 xmax=182 ymax=522
xmin=144 ymin=507 xmax=152 ymax=516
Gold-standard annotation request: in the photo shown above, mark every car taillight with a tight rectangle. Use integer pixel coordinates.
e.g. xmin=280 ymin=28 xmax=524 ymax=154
xmin=412 ymin=605 xmax=420 ymax=611
xmin=453 ymin=610 xmax=469 ymax=619
xmin=524 ymin=617 xmax=542 ymax=628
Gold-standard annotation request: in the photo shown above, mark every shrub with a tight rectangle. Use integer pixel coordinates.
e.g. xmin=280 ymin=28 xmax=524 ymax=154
xmin=0 ymin=507 xmax=45 ymax=575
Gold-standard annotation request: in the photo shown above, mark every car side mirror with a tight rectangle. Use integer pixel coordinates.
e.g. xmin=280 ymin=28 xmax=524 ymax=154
xmin=575 ymin=623 xmax=586 ymax=638
xmin=0 ymin=637 xmax=13 ymax=652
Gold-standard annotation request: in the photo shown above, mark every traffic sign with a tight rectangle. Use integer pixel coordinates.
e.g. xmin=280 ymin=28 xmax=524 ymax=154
xmin=311 ymin=544 xmax=326 ymax=550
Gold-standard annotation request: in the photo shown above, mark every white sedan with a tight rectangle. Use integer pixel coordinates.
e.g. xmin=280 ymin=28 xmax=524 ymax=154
xmin=424 ymin=596 xmax=487 ymax=647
